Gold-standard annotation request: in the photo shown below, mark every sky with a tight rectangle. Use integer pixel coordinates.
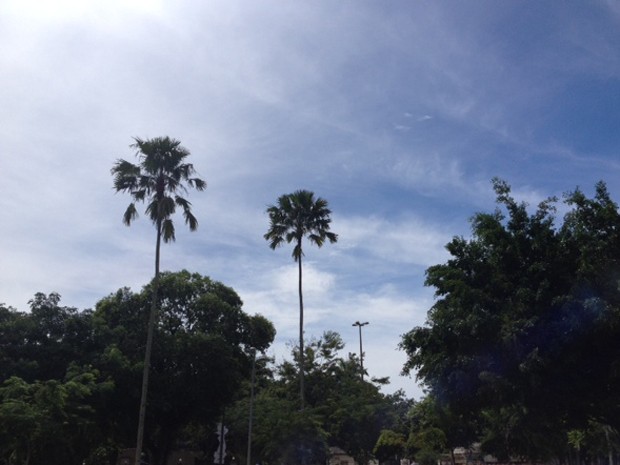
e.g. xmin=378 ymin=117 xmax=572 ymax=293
xmin=2 ymin=0 xmax=620 ymax=400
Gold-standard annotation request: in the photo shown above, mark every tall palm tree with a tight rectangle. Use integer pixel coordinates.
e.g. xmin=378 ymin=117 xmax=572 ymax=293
xmin=264 ymin=190 xmax=337 ymax=409
xmin=111 ymin=136 xmax=206 ymax=465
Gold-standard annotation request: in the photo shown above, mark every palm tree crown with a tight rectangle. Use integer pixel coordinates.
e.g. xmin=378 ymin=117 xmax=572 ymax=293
xmin=264 ymin=189 xmax=337 ymax=258
xmin=111 ymin=136 xmax=206 ymax=241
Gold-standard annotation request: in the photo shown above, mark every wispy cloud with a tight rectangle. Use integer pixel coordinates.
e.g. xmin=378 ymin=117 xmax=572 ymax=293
xmin=336 ymin=214 xmax=450 ymax=268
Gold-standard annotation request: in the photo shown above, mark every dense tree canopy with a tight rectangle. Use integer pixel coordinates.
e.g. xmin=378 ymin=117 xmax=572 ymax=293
xmin=95 ymin=271 xmax=275 ymax=465
xmin=226 ymin=331 xmax=405 ymax=465
xmin=401 ymin=179 xmax=620 ymax=461
xmin=0 ymin=271 xmax=275 ymax=465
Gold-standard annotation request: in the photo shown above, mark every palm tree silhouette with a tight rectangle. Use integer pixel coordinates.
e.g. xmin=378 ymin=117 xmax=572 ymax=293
xmin=264 ymin=190 xmax=337 ymax=409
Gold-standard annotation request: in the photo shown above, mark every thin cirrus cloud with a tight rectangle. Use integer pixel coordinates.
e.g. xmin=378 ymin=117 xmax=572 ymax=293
xmin=336 ymin=215 xmax=450 ymax=268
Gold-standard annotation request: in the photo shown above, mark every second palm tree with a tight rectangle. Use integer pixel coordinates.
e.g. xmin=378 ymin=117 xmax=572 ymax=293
xmin=264 ymin=190 xmax=337 ymax=409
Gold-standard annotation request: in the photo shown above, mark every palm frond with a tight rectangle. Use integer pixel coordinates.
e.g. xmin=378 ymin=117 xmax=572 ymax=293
xmin=111 ymin=159 xmax=141 ymax=192
xmin=132 ymin=189 xmax=147 ymax=202
xmin=176 ymin=196 xmax=199 ymax=230
xmin=185 ymin=211 xmax=199 ymax=231
xmin=123 ymin=203 xmax=138 ymax=226
xmin=308 ymin=233 xmax=325 ymax=247
xmin=190 ymin=177 xmax=207 ymax=191
xmin=160 ymin=196 xmax=176 ymax=218
xmin=266 ymin=235 xmax=285 ymax=250
xmin=292 ymin=242 xmax=304 ymax=261
xmin=138 ymin=175 xmax=156 ymax=192
xmin=146 ymin=199 xmax=159 ymax=224
xmin=161 ymin=218 xmax=176 ymax=243
xmin=325 ymin=231 xmax=338 ymax=243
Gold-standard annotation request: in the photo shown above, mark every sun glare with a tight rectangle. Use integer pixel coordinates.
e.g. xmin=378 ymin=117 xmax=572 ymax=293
xmin=3 ymin=0 xmax=164 ymax=24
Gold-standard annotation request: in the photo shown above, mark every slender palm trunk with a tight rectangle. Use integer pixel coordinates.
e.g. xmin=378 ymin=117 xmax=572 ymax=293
xmin=135 ymin=224 xmax=162 ymax=465
xmin=298 ymin=247 xmax=305 ymax=410
xmin=246 ymin=350 xmax=256 ymax=465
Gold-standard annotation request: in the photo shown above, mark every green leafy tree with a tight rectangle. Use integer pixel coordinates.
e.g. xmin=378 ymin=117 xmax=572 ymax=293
xmin=111 ymin=137 xmax=206 ymax=465
xmin=226 ymin=374 xmax=329 ymax=465
xmin=0 ymin=273 xmax=273 ymax=465
xmin=303 ymin=332 xmax=393 ymax=465
xmin=566 ymin=421 xmax=620 ymax=465
xmin=406 ymin=395 xmax=477 ymax=465
xmin=0 ymin=367 xmax=110 ymax=465
xmin=374 ymin=430 xmax=406 ymax=465
xmin=401 ymin=179 xmax=620 ymax=461
xmin=93 ymin=271 xmax=275 ymax=465
xmin=264 ymin=190 xmax=337 ymax=409
xmin=227 ymin=331 xmax=399 ymax=465
xmin=0 ymin=295 xmax=96 ymax=384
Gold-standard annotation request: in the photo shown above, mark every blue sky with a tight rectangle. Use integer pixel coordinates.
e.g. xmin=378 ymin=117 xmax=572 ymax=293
xmin=2 ymin=0 xmax=620 ymax=399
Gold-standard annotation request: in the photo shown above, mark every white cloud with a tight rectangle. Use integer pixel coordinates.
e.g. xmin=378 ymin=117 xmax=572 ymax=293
xmin=336 ymin=214 xmax=451 ymax=267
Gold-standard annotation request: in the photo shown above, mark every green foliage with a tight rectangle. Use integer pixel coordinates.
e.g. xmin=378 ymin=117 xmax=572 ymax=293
xmin=413 ymin=447 xmax=442 ymax=465
xmin=404 ymin=394 xmax=477 ymax=465
xmin=401 ymin=179 xmax=620 ymax=460
xmin=0 ymin=367 xmax=109 ymax=465
xmin=566 ymin=422 xmax=620 ymax=465
xmin=93 ymin=271 xmax=276 ymax=462
xmin=0 ymin=294 xmax=96 ymax=383
xmin=373 ymin=430 xmax=406 ymax=464
xmin=250 ymin=399 xmax=329 ymax=465
xmin=227 ymin=332 xmax=403 ymax=465
xmin=0 ymin=271 xmax=275 ymax=465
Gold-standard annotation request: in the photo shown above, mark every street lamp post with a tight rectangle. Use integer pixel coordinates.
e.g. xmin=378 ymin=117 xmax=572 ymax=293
xmin=352 ymin=321 xmax=369 ymax=380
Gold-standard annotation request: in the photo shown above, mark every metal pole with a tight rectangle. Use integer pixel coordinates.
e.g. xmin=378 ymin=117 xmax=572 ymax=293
xmin=246 ymin=350 xmax=256 ymax=465
xmin=219 ymin=412 xmax=225 ymax=465
xmin=352 ymin=321 xmax=369 ymax=380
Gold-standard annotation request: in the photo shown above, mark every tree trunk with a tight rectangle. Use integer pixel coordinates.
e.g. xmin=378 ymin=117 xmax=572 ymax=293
xmin=605 ymin=427 xmax=613 ymax=465
xmin=135 ymin=225 xmax=162 ymax=465
xmin=298 ymin=243 xmax=304 ymax=410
